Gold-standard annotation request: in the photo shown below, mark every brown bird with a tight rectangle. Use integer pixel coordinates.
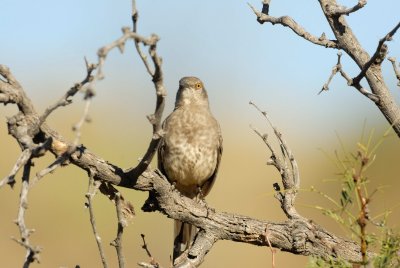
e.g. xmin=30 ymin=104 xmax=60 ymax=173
xmin=158 ymin=76 xmax=222 ymax=263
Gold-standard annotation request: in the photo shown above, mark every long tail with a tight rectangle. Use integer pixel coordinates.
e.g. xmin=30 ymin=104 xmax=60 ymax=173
xmin=173 ymin=220 xmax=196 ymax=263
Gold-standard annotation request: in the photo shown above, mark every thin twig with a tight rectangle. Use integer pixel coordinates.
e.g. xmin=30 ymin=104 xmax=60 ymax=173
xmin=125 ymin=0 xmax=166 ymax=184
xmin=132 ymin=0 xmax=154 ymax=76
xmin=248 ymin=3 xmax=339 ymax=49
xmin=352 ymin=21 xmax=400 ymax=85
xmin=326 ymin=0 xmax=367 ymax=16
xmin=14 ymin=159 xmax=41 ymax=267
xmin=388 ymin=57 xmax=400 ymax=87
xmin=249 ymin=101 xmax=302 ymax=219
xmin=0 ymin=149 xmax=31 ymax=188
xmin=265 ymin=227 xmax=276 ymax=268
xmin=110 ymin=193 xmax=126 ymax=268
xmin=320 ymin=52 xmax=379 ymax=102
xmin=38 ymin=58 xmax=96 ymax=127
xmin=139 ymin=234 xmax=161 ymax=267
xmin=29 ymin=151 xmax=72 ymax=188
xmin=72 ymin=98 xmax=92 ymax=146
xmin=85 ymin=171 xmax=109 ymax=268
xmin=87 ymin=27 xmax=159 ymax=94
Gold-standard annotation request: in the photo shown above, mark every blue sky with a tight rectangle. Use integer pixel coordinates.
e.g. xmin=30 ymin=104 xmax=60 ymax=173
xmin=1 ymin=0 xmax=400 ymax=145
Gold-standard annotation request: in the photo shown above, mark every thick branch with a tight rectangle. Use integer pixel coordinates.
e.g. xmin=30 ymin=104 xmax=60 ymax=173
xmin=1 ymin=66 xmax=367 ymax=264
xmin=319 ymin=0 xmax=400 ymax=137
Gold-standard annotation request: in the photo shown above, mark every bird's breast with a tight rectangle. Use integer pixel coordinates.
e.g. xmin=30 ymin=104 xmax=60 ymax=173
xmin=162 ymin=108 xmax=220 ymax=189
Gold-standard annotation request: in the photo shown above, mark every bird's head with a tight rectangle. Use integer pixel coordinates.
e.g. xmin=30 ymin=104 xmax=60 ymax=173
xmin=175 ymin=76 xmax=209 ymax=107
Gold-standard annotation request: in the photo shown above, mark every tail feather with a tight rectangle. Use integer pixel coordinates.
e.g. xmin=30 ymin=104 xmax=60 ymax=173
xmin=173 ymin=220 xmax=196 ymax=262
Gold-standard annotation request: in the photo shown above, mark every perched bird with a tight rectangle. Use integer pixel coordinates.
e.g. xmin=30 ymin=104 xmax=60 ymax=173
xmin=158 ymin=76 xmax=222 ymax=263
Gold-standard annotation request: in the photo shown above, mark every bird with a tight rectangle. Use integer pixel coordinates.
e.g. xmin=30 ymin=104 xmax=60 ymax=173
xmin=158 ymin=76 xmax=222 ymax=263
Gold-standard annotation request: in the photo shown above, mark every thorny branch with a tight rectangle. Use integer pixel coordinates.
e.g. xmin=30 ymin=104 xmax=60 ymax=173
xmin=319 ymin=52 xmax=379 ymax=102
xmin=251 ymin=0 xmax=400 ymax=138
xmin=352 ymin=21 xmax=400 ymax=86
xmin=248 ymin=3 xmax=339 ymax=49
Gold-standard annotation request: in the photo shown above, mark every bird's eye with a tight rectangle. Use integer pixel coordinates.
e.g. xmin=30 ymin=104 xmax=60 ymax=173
xmin=195 ymin=83 xmax=202 ymax=90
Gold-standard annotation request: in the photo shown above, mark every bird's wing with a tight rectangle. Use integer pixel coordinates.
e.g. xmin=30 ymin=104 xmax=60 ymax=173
xmin=201 ymin=130 xmax=223 ymax=197
xmin=157 ymin=117 xmax=168 ymax=176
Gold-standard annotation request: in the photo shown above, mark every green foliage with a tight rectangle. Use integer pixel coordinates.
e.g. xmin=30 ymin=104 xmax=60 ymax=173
xmin=309 ymin=128 xmax=399 ymax=267
xmin=373 ymin=229 xmax=400 ymax=268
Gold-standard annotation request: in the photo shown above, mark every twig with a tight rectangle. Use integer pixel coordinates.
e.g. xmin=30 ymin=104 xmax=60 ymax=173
xmin=87 ymin=27 xmax=159 ymax=95
xmin=0 ymin=149 xmax=31 ymax=188
xmin=29 ymin=150 xmax=71 ymax=188
xmin=249 ymin=101 xmax=302 ymax=219
xmin=85 ymin=171 xmax=109 ymax=268
xmin=125 ymin=0 xmax=166 ymax=184
xmin=352 ymin=21 xmax=400 ymax=86
xmin=326 ymin=0 xmax=367 ymax=16
xmin=138 ymin=234 xmax=161 ymax=268
xmin=388 ymin=57 xmax=400 ymax=87
xmin=265 ymin=227 xmax=277 ymax=268
xmin=72 ymin=97 xmax=92 ymax=146
xmin=110 ymin=193 xmax=126 ymax=268
xmin=248 ymin=3 xmax=339 ymax=49
xmin=38 ymin=58 xmax=96 ymax=127
xmin=320 ymin=52 xmax=379 ymax=102
xmin=132 ymin=0 xmax=154 ymax=76
xmin=14 ymin=159 xmax=41 ymax=267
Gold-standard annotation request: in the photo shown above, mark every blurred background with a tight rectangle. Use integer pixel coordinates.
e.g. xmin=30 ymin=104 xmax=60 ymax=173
xmin=1 ymin=0 xmax=400 ymax=267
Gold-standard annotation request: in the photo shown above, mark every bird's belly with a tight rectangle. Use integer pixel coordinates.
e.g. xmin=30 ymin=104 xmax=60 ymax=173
xmin=163 ymin=144 xmax=217 ymax=187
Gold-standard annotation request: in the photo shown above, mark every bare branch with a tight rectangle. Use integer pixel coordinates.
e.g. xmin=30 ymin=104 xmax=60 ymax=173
xmin=88 ymin=27 xmax=159 ymax=94
xmin=352 ymin=21 xmax=400 ymax=86
xmin=248 ymin=3 xmax=339 ymax=49
xmin=320 ymin=52 xmax=379 ymax=102
xmin=132 ymin=0 xmax=154 ymax=76
xmin=85 ymin=172 xmax=109 ymax=268
xmin=326 ymin=0 xmax=367 ymax=16
xmin=388 ymin=57 xmax=400 ymax=87
xmin=0 ymin=149 xmax=31 ymax=188
xmin=38 ymin=58 xmax=96 ymax=126
xmin=126 ymin=0 xmax=166 ymax=181
xmin=72 ymin=97 xmax=92 ymax=146
xmin=110 ymin=192 xmax=126 ymax=268
xmin=29 ymin=150 xmax=71 ymax=188
xmin=138 ymin=234 xmax=162 ymax=268
xmin=249 ymin=101 xmax=302 ymax=220
xmin=14 ymin=160 xmax=41 ymax=267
